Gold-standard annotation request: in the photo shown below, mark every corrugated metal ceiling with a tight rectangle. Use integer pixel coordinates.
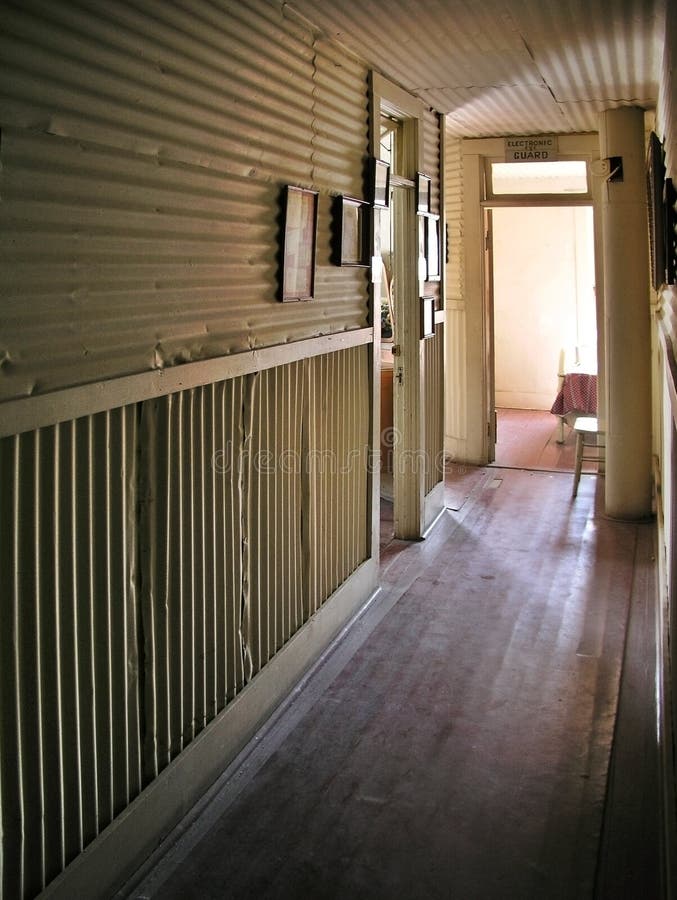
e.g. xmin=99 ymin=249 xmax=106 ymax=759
xmin=282 ymin=0 xmax=665 ymax=136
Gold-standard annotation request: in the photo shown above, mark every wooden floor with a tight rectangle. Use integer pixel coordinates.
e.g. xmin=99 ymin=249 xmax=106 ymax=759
xmin=122 ymin=466 xmax=660 ymax=900
xmin=380 ymin=407 xmax=592 ymax=558
xmin=493 ymin=407 xmax=583 ymax=472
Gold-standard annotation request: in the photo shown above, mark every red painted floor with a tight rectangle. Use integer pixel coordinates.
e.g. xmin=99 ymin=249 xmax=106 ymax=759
xmin=493 ymin=407 xmax=580 ymax=471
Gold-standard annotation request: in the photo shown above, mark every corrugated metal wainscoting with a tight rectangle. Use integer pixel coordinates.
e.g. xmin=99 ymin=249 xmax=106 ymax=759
xmin=0 ymin=408 xmax=142 ymax=899
xmin=0 ymin=346 xmax=370 ymax=899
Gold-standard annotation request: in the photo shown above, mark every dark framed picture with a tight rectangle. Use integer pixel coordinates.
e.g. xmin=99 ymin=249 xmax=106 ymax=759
xmin=420 ymin=296 xmax=435 ymax=339
xmin=425 ymin=214 xmax=441 ymax=281
xmin=647 ymin=131 xmax=666 ymax=290
xmin=416 ymin=172 xmax=432 ymax=214
xmin=332 ymin=195 xmax=370 ymax=266
xmin=280 ymin=185 xmax=319 ymax=302
xmin=369 ymin=158 xmax=390 ymax=208
xmin=666 ymin=177 xmax=677 ymax=286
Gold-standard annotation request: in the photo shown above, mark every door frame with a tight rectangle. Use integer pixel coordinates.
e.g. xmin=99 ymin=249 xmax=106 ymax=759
xmin=457 ymin=134 xmax=605 ymax=465
xmin=369 ymin=72 xmax=429 ymax=541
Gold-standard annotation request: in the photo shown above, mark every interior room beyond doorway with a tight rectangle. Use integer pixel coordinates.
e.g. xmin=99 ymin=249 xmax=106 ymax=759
xmin=492 ymin=205 xmax=596 ymax=471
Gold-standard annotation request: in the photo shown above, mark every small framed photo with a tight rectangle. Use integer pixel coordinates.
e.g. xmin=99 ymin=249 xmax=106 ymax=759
xmin=332 ymin=195 xmax=370 ymax=266
xmin=369 ymin=158 xmax=390 ymax=208
xmin=420 ymin=296 xmax=435 ymax=339
xmin=666 ymin=177 xmax=676 ymax=286
xmin=280 ymin=185 xmax=319 ymax=302
xmin=416 ymin=172 xmax=432 ymax=214
xmin=425 ymin=214 xmax=441 ymax=281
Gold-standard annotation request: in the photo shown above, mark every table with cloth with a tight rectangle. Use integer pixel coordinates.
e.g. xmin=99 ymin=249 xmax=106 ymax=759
xmin=550 ymin=371 xmax=597 ymax=442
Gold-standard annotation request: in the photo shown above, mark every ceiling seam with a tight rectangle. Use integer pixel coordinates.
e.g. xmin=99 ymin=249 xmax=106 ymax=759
xmin=518 ymin=34 xmax=568 ymax=123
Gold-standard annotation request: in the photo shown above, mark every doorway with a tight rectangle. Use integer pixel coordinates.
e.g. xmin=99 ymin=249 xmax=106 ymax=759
xmin=378 ymin=114 xmax=418 ymax=551
xmin=371 ymin=73 xmax=440 ymax=550
xmin=378 ymin=115 xmax=398 ymax=507
xmin=490 ymin=205 xmax=596 ymax=471
xmin=451 ymin=137 xmax=604 ymax=467
xmin=378 ymin=116 xmax=397 ymax=554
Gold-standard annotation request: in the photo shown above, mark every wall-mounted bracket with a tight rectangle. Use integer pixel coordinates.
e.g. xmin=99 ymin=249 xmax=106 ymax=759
xmin=607 ymin=156 xmax=623 ymax=182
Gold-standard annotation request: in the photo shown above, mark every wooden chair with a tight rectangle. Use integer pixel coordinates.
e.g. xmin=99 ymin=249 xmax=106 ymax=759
xmin=572 ymin=416 xmax=605 ymax=498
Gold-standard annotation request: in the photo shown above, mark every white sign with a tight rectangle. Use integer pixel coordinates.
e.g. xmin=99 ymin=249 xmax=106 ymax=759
xmin=504 ymin=135 xmax=559 ymax=162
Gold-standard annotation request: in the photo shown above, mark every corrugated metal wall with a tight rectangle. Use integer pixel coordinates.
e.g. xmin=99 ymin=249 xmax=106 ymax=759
xmin=423 ymin=108 xmax=442 ymax=215
xmin=0 ymin=345 xmax=370 ymax=897
xmin=0 ymin=408 xmax=141 ymax=899
xmin=0 ymin=2 xmax=445 ymax=896
xmin=444 ymin=134 xmax=465 ymax=455
xmin=422 ymin=107 xmax=442 ymax=318
xmin=0 ymin=0 xmax=369 ymax=403
xmin=444 ymin=135 xmax=464 ymax=303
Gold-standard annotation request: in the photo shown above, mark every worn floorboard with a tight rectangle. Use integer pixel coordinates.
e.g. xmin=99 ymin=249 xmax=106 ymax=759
xmin=493 ymin=407 xmax=592 ymax=473
xmin=123 ymin=468 xmax=658 ymax=900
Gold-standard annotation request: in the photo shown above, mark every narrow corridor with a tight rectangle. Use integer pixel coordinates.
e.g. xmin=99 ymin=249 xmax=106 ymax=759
xmin=121 ymin=468 xmax=660 ymax=900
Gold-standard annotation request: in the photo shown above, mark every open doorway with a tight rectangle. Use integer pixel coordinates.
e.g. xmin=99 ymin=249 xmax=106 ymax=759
xmin=488 ymin=171 xmax=597 ymax=471
xmin=379 ymin=115 xmax=397 ymax=507
xmin=372 ymin=75 xmax=444 ymax=556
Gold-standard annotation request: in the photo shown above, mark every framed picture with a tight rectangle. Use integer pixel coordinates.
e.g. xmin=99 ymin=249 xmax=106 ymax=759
xmin=420 ymin=296 xmax=435 ymax=339
xmin=416 ymin=172 xmax=431 ymax=214
xmin=647 ymin=132 xmax=666 ymax=290
xmin=280 ymin=185 xmax=319 ymax=302
xmin=425 ymin=214 xmax=441 ymax=281
xmin=332 ymin=195 xmax=370 ymax=266
xmin=417 ymin=215 xmax=427 ymax=281
xmin=369 ymin=158 xmax=390 ymax=208
xmin=666 ymin=177 xmax=677 ymax=286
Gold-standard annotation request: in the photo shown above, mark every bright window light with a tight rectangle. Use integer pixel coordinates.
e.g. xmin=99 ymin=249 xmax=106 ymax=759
xmin=491 ymin=160 xmax=588 ymax=195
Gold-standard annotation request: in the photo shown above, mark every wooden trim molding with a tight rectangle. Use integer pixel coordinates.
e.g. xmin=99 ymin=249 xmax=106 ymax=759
xmin=659 ymin=324 xmax=677 ymax=429
xmin=0 ymin=328 xmax=373 ymax=438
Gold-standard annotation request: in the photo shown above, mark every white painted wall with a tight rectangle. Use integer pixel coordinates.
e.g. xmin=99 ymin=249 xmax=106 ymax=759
xmin=493 ymin=206 xmax=596 ymax=410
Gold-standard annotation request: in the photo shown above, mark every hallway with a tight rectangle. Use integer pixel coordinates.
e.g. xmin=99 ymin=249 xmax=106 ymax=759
xmin=122 ymin=469 xmax=659 ymax=900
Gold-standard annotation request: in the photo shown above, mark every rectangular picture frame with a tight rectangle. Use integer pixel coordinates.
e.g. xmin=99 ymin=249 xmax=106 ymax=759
xmin=420 ymin=296 xmax=435 ymax=339
xmin=333 ymin=195 xmax=370 ymax=267
xmin=416 ymin=172 xmax=432 ymax=214
xmin=425 ymin=214 xmax=441 ymax=281
xmin=370 ymin=158 xmax=391 ymax=208
xmin=280 ymin=185 xmax=319 ymax=302
xmin=647 ymin=131 xmax=666 ymax=290
xmin=666 ymin=177 xmax=677 ymax=287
